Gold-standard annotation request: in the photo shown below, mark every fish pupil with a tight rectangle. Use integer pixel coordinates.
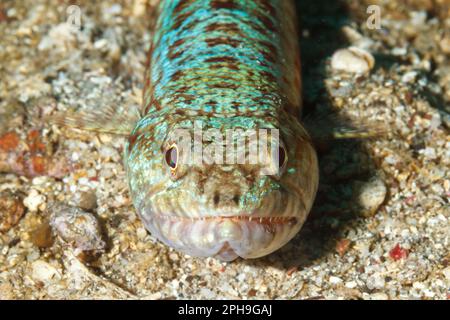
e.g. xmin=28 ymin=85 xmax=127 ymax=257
xmin=165 ymin=146 xmax=178 ymax=169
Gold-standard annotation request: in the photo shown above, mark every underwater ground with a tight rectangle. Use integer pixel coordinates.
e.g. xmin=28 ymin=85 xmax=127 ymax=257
xmin=0 ymin=0 xmax=448 ymax=299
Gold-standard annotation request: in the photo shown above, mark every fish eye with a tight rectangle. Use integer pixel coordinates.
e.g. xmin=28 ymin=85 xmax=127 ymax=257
xmin=165 ymin=144 xmax=178 ymax=170
xmin=278 ymin=145 xmax=287 ymax=169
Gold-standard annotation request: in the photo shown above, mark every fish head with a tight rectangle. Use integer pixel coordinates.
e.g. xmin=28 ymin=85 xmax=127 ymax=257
xmin=125 ymin=113 xmax=318 ymax=261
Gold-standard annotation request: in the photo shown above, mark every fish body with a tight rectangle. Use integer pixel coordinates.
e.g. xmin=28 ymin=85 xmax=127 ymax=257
xmin=124 ymin=0 xmax=319 ymax=261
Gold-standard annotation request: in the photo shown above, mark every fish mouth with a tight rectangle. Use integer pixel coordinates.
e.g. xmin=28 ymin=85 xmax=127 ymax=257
xmin=140 ymin=212 xmax=303 ymax=261
xmin=153 ymin=214 xmax=298 ymax=224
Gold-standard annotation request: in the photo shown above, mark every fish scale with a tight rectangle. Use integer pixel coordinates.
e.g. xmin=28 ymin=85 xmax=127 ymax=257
xmin=53 ymin=0 xmax=319 ymax=261
xmin=123 ymin=0 xmax=319 ymax=261
xmin=141 ymin=0 xmax=301 ymax=118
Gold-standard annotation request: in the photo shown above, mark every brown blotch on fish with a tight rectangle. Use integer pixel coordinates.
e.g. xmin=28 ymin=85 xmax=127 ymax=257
xmin=173 ymin=0 xmax=195 ymax=13
xmin=258 ymin=0 xmax=277 ymax=17
xmin=232 ymin=101 xmax=241 ymax=109
xmin=255 ymin=12 xmax=277 ymax=32
xmin=211 ymin=0 xmax=238 ymax=10
xmin=205 ymin=56 xmax=238 ymax=64
xmin=174 ymin=18 xmax=198 ymax=37
xmin=143 ymin=96 xmax=162 ymax=115
xmin=248 ymin=20 xmax=269 ymax=37
xmin=206 ymin=37 xmax=241 ymax=48
xmin=170 ymin=38 xmax=186 ymax=51
xmin=210 ymin=82 xmax=239 ymax=90
xmin=172 ymin=10 xmax=195 ymax=30
xmin=127 ymin=131 xmax=141 ymax=154
xmin=168 ymin=49 xmax=184 ymax=60
xmin=226 ymin=63 xmax=240 ymax=71
xmin=206 ymin=22 xmax=237 ymax=32
xmin=175 ymin=109 xmax=187 ymax=116
xmin=171 ymin=70 xmax=185 ymax=82
xmin=259 ymin=70 xmax=277 ymax=84
xmin=174 ymin=93 xmax=196 ymax=104
xmin=259 ymin=40 xmax=278 ymax=63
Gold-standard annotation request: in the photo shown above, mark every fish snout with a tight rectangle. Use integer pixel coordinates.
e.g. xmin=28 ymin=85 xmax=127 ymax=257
xmin=211 ymin=187 xmax=241 ymax=209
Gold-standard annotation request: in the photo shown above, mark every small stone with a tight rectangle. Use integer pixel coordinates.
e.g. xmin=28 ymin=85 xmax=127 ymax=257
xmin=286 ymin=266 xmax=298 ymax=276
xmin=369 ymin=292 xmax=389 ymax=300
xmin=199 ymin=288 xmax=215 ymax=299
xmin=23 ymin=189 xmax=46 ymax=212
xmin=329 ymin=276 xmax=343 ymax=285
xmin=442 ymin=267 xmax=450 ymax=281
xmin=401 ymin=71 xmax=418 ymax=83
xmin=335 ymin=239 xmax=352 ymax=256
xmin=0 ymin=282 xmax=15 ymax=299
xmin=99 ymin=146 xmax=120 ymax=161
xmin=37 ymin=23 xmax=78 ymax=53
xmin=389 ymin=244 xmax=409 ymax=261
xmin=71 ymin=191 xmax=97 ymax=211
xmin=341 ymin=26 xmax=374 ymax=49
xmin=49 ymin=202 xmax=106 ymax=257
xmin=331 ymin=47 xmax=375 ymax=74
xmin=247 ymin=289 xmax=257 ymax=297
xmin=439 ymin=36 xmax=450 ymax=54
xmin=30 ymin=221 xmax=54 ymax=248
xmin=420 ymin=147 xmax=437 ymax=160
xmin=0 ymin=132 xmax=20 ymax=152
xmin=31 ymin=260 xmax=61 ymax=284
xmin=0 ymin=190 xmax=26 ymax=232
xmin=412 ymin=281 xmax=425 ymax=290
xmin=356 ymin=177 xmax=387 ymax=216
xmin=132 ymin=0 xmax=147 ymax=16
xmin=366 ymin=273 xmax=385 ymax=290
xmin=136 ymin=227 xmax=147 ymax=240
xmin=391 ymin=47 xmax=407 ymax=56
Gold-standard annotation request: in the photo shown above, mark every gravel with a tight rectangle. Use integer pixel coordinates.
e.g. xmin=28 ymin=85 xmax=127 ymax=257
xmin=0 ymin=0 xmax=448 ymax=300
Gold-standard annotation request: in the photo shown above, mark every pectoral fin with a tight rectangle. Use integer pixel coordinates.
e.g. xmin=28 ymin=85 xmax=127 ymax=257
xmin=45 ymin=104 xmax=141 ymax=136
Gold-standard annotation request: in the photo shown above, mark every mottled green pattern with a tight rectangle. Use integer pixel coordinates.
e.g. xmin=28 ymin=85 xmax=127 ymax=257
xmin=124 ymin=0 xmax=319 ymax=261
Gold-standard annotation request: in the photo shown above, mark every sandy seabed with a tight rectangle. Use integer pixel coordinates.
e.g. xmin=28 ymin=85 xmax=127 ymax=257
xmin=0 ymin=0 xmax=449 ymax=299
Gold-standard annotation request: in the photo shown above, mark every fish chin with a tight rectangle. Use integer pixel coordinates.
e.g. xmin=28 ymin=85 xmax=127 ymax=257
xmin=139 ymin=209 xmax=303 ymax=261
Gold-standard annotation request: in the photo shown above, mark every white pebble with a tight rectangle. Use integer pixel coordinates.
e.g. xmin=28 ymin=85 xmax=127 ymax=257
xmin=105 ymin=4 xmax=122 ymax=15
xmin=94 ymin=39 xmax=109 ymax=50
xmin=401 ymin=71 xmax=417 ymax=83
xmin=71 ymin=152 xmax=80 ymax=161
xmin=413 ymin=281 xmax=425 ymax=290
xmin=420 ymin=147 xmax=437 ymax=160
xmin=430 ymin=113 xmax=442 ymax=130
xmin=31 ymin=260 xmax=61 ymax=284
xmin=366 ymin=273 xmax=385 ymax=290
xmin=391 ymin=47 xmax=407 ymax=56
xmin=331 ymin=47 xmax=375 ymax=74
xmin=32 ymin=176 xmax=49 ymax=185
xmin=357 ymin=177 xmax=387 ymax=215
xmin=384 ymin=154 xmax=399 ymax=165
xmin=410 ymin=11 xmax=427 ymax=26
xmin=369 ymin=292 xmax=389 ymax=300
xmin=442 ymin=267 xmax=450 ymax=281
xmin=329 ymin=276 xmax=343 ymax=285
xmin=136 ymin=227 xmax=148 ymax=240
xmin=99 ymin=146 xmax=120 ymax=161
xmin=38 ymin=23 xmax=78 ymax=52
xmin=23 ymin=189 xmax=46 ymax=212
